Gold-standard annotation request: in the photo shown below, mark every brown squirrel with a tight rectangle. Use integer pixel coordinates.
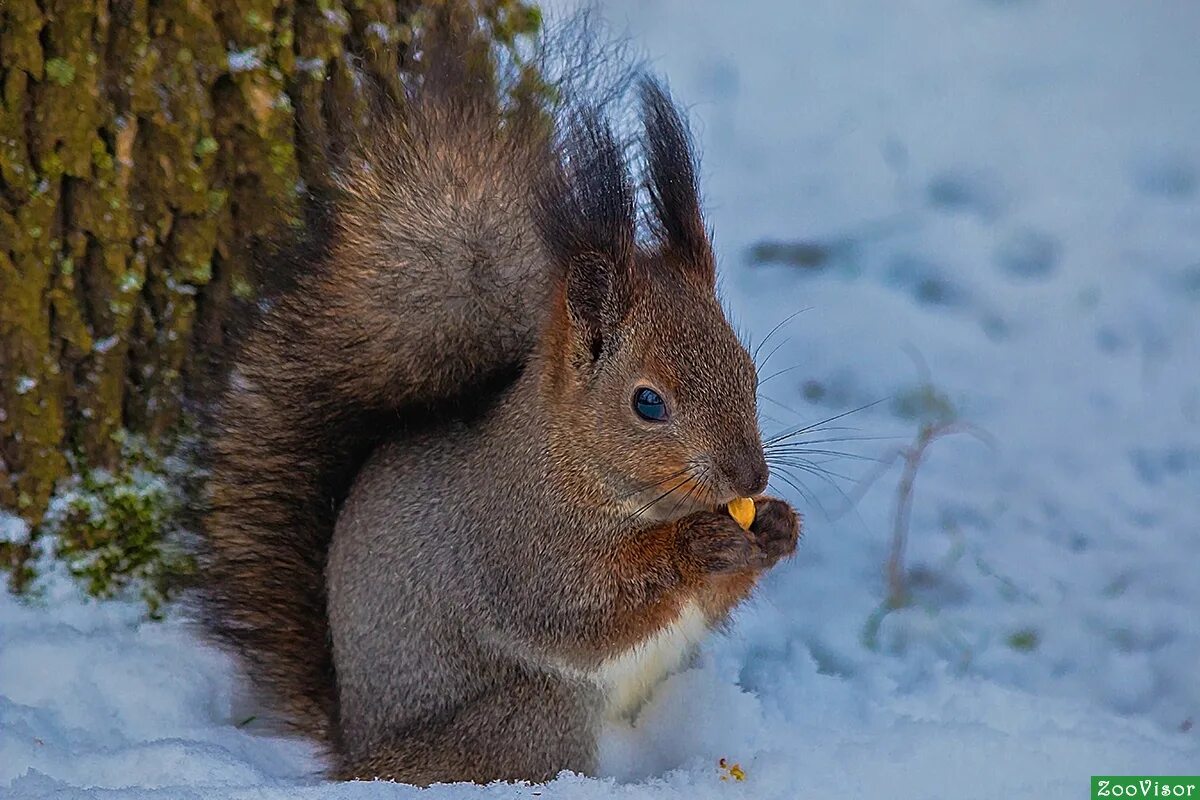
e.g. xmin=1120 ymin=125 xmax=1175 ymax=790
xmin=198 ymin=16 xmax=799 ymax=786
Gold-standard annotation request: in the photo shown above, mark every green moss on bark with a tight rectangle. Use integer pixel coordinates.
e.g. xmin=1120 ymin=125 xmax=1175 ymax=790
xmin=41 ymin=433 xmax=193 ymax=619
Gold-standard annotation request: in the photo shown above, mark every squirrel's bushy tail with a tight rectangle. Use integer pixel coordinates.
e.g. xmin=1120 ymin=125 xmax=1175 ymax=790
xmin=197 ymin=11 xmax=566 ymax=739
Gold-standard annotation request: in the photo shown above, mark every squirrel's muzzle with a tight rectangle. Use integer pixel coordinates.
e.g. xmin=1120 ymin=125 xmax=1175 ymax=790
xmin=726 ymin=450 xmax=769 ymax=498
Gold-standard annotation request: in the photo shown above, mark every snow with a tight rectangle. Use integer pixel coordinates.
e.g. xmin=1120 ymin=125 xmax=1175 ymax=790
xmin=4 ymin=0 xmax=1200 ymax=797
xmin=226 ymin=48 xmax=264 ymax=74
xmin=366 ymin=22 xmax=396 ymax=45
xmin=0 ymin=512 xmax=28 ymax=545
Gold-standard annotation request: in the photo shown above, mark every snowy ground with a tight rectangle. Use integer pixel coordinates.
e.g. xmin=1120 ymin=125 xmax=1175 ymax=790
xmin=4 ymin=0 xmax=1200 ymax=797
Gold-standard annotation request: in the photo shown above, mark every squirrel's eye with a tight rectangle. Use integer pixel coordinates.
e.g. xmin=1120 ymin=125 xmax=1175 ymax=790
xmin=633 ymin=387 xmax=669 ymax=422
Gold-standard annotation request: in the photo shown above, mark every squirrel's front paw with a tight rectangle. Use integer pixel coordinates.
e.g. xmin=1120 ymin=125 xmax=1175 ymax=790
xmin=678 ymin=512 xmax=757 ymax=575
xmin=747 ymin=497 xmax=800 ymax=568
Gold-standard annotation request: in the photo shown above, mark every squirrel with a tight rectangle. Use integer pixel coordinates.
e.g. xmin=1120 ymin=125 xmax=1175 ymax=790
xmin=198 ymin=12 xmax=800 ymax=786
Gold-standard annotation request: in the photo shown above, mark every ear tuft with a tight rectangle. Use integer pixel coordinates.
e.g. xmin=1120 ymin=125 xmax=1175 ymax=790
xmin=536 ymin=105 xmax=637 ymax=354
xmin=639 ymin=78 xmax=714 ymax=280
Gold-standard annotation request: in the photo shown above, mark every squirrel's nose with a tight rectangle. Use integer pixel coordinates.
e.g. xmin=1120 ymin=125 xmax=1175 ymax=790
xmin=729 ymin=451 xmax=769 ymax=497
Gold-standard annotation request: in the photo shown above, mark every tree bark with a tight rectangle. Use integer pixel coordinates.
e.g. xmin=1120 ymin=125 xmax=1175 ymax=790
xmin=0 ymin=0 xmax=536 ymax=535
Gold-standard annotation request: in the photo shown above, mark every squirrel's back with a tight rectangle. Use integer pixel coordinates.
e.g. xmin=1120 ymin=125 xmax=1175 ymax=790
xmin=197 ymin=18 xmax=555 ymax=739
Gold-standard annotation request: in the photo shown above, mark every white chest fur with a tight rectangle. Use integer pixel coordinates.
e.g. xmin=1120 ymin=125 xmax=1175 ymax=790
xmin=591 ymin=601 xmax=710 ymax=719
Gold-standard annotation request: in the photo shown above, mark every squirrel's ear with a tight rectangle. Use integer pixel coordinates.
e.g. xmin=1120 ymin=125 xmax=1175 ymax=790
xmin=536 ymin=107 xmax=637 ymax=361
xmin=640 ymin=79 xmax=715 ymax=284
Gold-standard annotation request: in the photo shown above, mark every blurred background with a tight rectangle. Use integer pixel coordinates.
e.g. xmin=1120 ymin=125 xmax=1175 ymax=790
xmin=2 ymin=0 xmax=1198 ymax=796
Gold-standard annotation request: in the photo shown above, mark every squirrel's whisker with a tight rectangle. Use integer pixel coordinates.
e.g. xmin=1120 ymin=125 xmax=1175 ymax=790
xmin=756 ymin=362 xmax=807 ymax=388
xmin=758 ymin=410 xmax=789 ymax=428
xmin=772 ymin=462 xmax=859 ymax=514
xmin=667 ymin=470 xmax=706 ymax=521
xmin=755 ymin=338 xmax=793 ymax=375
xmin=759 ymin=393 xmax=803 ymax=418
xmin=768 ymin=456 xmax=856 ymax=484
xmin=763 ymin=398 xmax=889 ymax=446
xmin=615 ymin=467 xmax=694 ymax=501
xmin=750 ymin=307 xmax=811 ymax=367
xmin=765 ymin=434 xmax=903 ymax=449
xmin=619 ymin=472 xmax=695 ymax=529
xmin=766 ymin=447 xmax=883 ymax=463
xmin=765 ymin=425 xmax=865 ymax=439
xmin=768 ymin=471 xmax=828 ymax=520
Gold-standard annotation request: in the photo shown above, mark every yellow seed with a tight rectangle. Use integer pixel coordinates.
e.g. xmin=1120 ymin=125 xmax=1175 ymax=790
xmin=727 ymin=497 xmax=755 ymax=530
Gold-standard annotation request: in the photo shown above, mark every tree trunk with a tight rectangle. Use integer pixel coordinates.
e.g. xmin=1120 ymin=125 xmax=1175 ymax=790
xmin=0 ymin=1 xmax=538 ymax=541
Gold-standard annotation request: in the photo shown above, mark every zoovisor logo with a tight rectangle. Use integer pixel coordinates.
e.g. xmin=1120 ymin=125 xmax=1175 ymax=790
xmin=1092 ymin=777 xmax=1200 ymax=798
